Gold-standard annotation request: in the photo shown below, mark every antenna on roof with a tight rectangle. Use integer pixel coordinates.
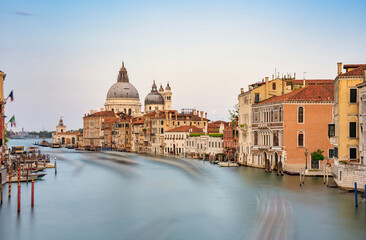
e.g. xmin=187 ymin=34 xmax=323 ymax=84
xmin=303 ymin=72 xmax=308 ymax=80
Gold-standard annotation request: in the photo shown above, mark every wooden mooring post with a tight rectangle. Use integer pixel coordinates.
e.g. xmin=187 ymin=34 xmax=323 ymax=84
xmin=31 ymin=179 xmax=34 ymax=207
xmin=55 ymin=157 xmax=57 ymax=175
xmin=0 ymin=173 xmax=2 ymax=205
xmin=17 ymin=161 xmax=21 ymax=212
xmin=8 ymin=165 xmax=11 ymax=198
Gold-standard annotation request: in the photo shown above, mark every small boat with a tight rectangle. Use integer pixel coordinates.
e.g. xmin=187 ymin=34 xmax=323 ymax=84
xmin=218 ymin=161 xmax=239 ymax=167
xmin=7 ymin=173 xmax=47 ymax=183
xmin=45 ymin=163 xmax=55 ymax=168
xmin=51 ymin=143 xmax=61 ymax=148
xmin=40 ymin=140 xmax=50 ymax=147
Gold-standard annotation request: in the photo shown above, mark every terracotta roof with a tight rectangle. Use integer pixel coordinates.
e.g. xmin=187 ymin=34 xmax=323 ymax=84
xmin=55 ymin=132 xmax=79 ymax=135
xmin=86 ymin=111 xmax=116 ymax=118
xmin=104 ymin=118 xmax=119 ymax=123
xmin=340 ymin=64 xmax=366 ymax=76
xmin=344 ymin=64 xmax=364 ymax=69
xmin=165 ymin=126 xmax=204 ymax=133
xmin=289 ymin=79 xmax=333 ymax=85
xmin=132 ymin=117 xmax=144 ymax=124
xmin=257 ymin=85 xmax=334 ymax=104
xmin=207 ymin=127 xmax=219 ymax=133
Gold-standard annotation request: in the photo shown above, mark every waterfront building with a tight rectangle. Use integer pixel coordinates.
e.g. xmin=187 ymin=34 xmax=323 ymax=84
xmin=330 ymin=63 xmax=366 ymax=189
xmin=104 ymin=63 xmax=142 ymax=116
xmin=111 ymin=113 xmax=133 ymax=151
xmin=223 ymin=126 xmax=239 ymax=161
xmin=51 ymin=118 xmax=80 ymax=146
xmin=101 ymin=118 xmax=118 ymax=149
xmin=83 ymin=111 xmax=117 ymax=149
xmin=185 ymin=122 xmax=226 ymax=158
xmin=131 ymin=117 xmax=144 ymax=152
xmin=144 ymin=81 xmax=172 ymax=113
xmin=164 ymin=126 xmax=203 ymax=155
xmin=238 ymin=75 xmax=333 ymax=166
xmin=142 ymin=109 xmax=209 ymax=154
xmin=252 ymin=84 xmax=334 ymax=172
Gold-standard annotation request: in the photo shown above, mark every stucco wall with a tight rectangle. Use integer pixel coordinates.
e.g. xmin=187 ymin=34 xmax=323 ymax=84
xmin=283 ymin=103 xmax=334 ymax=170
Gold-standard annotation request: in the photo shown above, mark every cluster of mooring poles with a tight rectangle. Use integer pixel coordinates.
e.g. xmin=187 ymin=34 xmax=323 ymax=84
xmin=0 ymin=153 xmax=57 ymax=212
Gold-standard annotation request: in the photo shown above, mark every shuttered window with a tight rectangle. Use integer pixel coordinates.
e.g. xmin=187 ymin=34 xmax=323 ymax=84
xmin=350 ymin=89 xmax=357 ymax=103
xmin=349 ymin=122 xmax=357 ymax=138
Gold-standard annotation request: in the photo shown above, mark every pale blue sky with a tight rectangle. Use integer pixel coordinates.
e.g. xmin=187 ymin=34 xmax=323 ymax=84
xmin=1 ymin=0 xmax=366 ymax=131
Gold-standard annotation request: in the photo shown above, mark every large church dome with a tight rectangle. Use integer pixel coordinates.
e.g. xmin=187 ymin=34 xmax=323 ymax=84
xmin=145 ymin=81 xmax=164 ymax=105
xmin=106 ymin=62 xmax=140 ymax=100
xmin=107 ymin=82 xmax=139 ymax=99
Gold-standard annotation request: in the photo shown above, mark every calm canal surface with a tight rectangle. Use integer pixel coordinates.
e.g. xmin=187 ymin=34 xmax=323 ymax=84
xmin=0 ymin=139 xmax=365 ymax=240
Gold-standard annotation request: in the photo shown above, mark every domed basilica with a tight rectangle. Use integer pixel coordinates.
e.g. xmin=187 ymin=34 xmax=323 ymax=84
xmin=105 ymin=62 xmax=172 ymax=116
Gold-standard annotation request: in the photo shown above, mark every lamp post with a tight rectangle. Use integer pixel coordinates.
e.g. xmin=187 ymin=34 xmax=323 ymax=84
xmin=304 ymin=148 xmax=308 ymax=171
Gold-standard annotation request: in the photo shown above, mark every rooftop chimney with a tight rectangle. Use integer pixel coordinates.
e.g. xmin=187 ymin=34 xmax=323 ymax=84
xmin=337 ymin=62 xmax=342 ymax=75
xmin=205 ymin=112 xmax=207 ymax=119
xmin=200 ymin=111 xmax=204 ymax=121
xmin=240 ymin=88 xmax=244 ymax=94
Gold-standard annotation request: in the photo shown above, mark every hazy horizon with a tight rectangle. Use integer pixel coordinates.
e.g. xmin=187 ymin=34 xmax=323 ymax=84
xmin=1 ymin=0 xmax=366 ymax=131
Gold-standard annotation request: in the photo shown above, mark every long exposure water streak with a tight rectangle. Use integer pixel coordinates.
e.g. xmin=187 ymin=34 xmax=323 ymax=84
xmin=0 ymin=139 xmax=365 ymax=240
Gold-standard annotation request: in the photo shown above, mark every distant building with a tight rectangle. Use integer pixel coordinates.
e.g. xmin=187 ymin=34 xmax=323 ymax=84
xmin=104 ymin=63 xmax=142 ymax=116
xmin=144 ymin=81 xmax=172 ymax=113
xmin=164 ymin=126 xmax=203 ymax=155
xmin=83 ymin=111 xmax=117 ymax=149
xmin=52 ymin=118 xmax=79 ymax=146
xmin=223 ymin=126 xmax=238 ymax=161
xmin=185 ymin=122 xmax=226 ymax=158
xmin=142 ymin=109 xmax=209 ymax=154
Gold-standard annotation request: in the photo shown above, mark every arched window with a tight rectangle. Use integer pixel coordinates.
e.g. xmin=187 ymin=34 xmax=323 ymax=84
xmin=128 ymin=109 xmax=132 ymax=116
xmin=298 ymin=107 xmax=304 ymax=123
xmin=272 ymin=82 xmax=276 ymax=90
xmin=298 ymin=131 xmax=304 ymax=147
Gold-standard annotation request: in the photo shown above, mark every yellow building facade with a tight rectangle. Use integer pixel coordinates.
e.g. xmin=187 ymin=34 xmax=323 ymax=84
xmin=332 ymin=63 xmax=365 ymax=162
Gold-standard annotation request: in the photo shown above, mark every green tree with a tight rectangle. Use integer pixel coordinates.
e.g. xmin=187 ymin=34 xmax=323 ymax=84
xmin=228 ymin=104 xmax=239 ymax=127
xmin=311 ymin=149 xmax=325 ymax=161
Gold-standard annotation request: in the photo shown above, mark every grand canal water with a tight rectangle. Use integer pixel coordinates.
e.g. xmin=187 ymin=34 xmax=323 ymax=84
xmin=0 ymin=139 xmax=365 ymax=240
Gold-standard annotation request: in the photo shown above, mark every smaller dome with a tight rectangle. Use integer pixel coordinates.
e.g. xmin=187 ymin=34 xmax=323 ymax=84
xmin=165 ymin=82 xmax=171 ymax=91
xmin=145 ymin=91 xmax=165 ymax=105
xmin=159 ymin=84 xmax=164 ymax=92
xmin=145 ymin=80 xmax=164 ymax=105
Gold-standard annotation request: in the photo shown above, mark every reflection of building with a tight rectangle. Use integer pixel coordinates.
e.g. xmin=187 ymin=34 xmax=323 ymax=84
xmin=52 ymin=118 xmax=79 ymax=146
xmin=105 ymin=63 xmax=142 ymax=116
xmin=331 ymin=63 xmax=366 ymax=189
xmin=252 ymin=84 xmax=334 ymax=172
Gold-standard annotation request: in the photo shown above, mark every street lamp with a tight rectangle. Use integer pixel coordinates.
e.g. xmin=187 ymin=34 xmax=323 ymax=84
xmin=304 ymin=148 xmax=308 ymax=171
